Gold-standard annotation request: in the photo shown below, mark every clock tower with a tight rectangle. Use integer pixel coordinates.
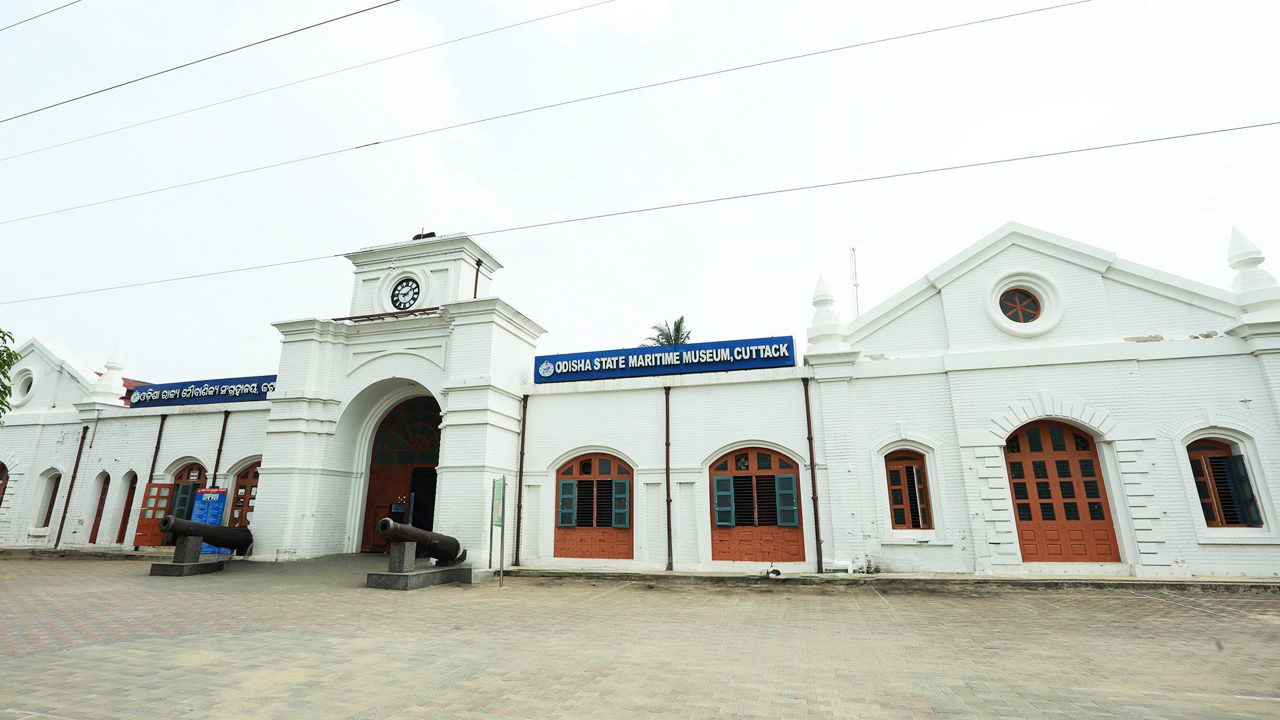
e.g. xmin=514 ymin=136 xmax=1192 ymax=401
xmin=255 ymin=230 xmax=543 ymax=562
xmin=344 ymin=232 xmax=502 ymax=316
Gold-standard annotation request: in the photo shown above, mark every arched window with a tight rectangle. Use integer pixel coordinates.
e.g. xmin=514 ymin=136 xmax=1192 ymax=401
xmin=230 ymin=462 xmax=260 ymax=528
xmin=88 ymin=472 xmax=111 ymax=544
xmin=554 ymin=453 xmax=633 ymax=560
xmin=710 ymin=448 xmax=799 ymax=528
xmin=0 ymin=463 xmax=8 ymax=508
xmin=174 ymin=463 xmax=206 ymax=486
xmin=557 ymin=454 xmax=631 ymax=529
xmin=38 ymin=473 xmax=62 ymax=528
xmin=708 ymin=447 xmax=804 ymax=563
xmin=885 ymin=450 xmax=932 ymax=530
xmin=1187 ymin=439 xmax=1263 ymax=528
xmin=115 ymin=472 xmax=138 ymax=545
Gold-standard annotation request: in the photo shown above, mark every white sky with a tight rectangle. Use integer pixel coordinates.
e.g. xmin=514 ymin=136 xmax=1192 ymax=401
xmin=1 ymin=0 xmax=1278 ymax=383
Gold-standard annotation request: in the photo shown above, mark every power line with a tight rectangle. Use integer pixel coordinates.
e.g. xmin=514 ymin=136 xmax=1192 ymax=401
xmin=0 ymin=0 xmax=401 ymax=124
xmin=3 ymin=118 xmax=1276 ymax=307
xmin=0 ymin=0 xmax=620 ymax=164
xmin=0 ymin=0 xmax=1096 ymax=226
xmin=0 ymin=0 xmax=82 ymax=34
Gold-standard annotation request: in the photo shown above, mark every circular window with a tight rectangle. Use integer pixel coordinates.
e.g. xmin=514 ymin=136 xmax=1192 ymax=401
xmin=999 ymin=288 xmax=1041 ymax=323
xmin=11 ymin=369 xmax=35 ymax=408
xmin=985 ymin=271 xmax=1063 ymax=338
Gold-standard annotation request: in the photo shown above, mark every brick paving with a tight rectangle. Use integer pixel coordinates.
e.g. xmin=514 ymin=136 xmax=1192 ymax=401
xmin=1 ymin=556 xmax=1278 ymax=719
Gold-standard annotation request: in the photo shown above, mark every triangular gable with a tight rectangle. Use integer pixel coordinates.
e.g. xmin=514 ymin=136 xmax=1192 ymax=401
xmin=846 ymin=222 xmax=1240 ymax=344
xmin=15 ymin=337 xmax=99 ymax=393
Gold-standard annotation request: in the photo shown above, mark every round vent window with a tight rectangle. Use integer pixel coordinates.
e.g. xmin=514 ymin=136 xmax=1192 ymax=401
xmin=999 ymin=288 xmax=1041 ymax=324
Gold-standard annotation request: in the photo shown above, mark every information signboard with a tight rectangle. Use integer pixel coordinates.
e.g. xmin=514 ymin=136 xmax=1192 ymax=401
xmin=533 ymin=336 xmax=794 ymax=384
xmin=191 ymin=488 xmax=230 ymax=555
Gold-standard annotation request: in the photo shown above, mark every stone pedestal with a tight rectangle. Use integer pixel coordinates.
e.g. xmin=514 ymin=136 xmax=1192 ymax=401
xmin=367 ymin=541 xmax=472 ymax=590
xmin=149 ymin=536 xmax=227 ymax=577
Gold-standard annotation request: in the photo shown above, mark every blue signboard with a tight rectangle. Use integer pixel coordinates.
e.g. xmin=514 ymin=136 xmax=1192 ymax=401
xmin=130 ymin=375 xmax=277 ymax=408
xmin=191 ymin=488 xmax=231 ymax=555
xmin=534 ymin=336 xmax=795 ymax=384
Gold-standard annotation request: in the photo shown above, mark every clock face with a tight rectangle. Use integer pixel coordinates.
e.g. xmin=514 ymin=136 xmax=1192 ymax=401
xmin=390 ymin=277 xmax=420 ymax=310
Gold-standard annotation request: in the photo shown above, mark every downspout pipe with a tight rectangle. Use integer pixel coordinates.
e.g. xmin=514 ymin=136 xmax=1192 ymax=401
xmin=210 ymin=410 xmax=230 ymax=488
xmin=802 ymin=377 xmax=824 ymax=574
xmin=472 ymin=258 xmax=483 ymax=299
xmin=513 ymin=394 xmax=529 ymax=566
xmin=664 ymin=386 xmax=673 ymax=572
xmin=53 ymin=425 xmax=89 ymax=549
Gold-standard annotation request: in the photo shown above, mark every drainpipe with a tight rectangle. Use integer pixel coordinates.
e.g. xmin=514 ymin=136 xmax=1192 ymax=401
xmin=513 ymin=394 xmax=529 ymax=566
xmin=148 ymin=414 xmax=167 ymax=483
xmin=664 ymin=386 xmax=673 ymax=571
xmin=472 ymin=258 xmax=483 ymax=299
xmin=53 ymin=425 xmax=89 ymax=549
xmin=802 ymin=378 xmax=824 ymax=574
xmin=210 ymin=410 xmax=230 ymax=488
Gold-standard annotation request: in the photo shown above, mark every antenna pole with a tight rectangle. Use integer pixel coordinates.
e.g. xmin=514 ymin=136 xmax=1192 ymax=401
xmin=849 ymin=247 xmax=861 ymax=318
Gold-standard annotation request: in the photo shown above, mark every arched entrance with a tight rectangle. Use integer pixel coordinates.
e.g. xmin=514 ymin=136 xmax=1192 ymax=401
xmin=1004 ymin=420 xmax=1120 ymax=562
xmin=361 ymin=396 xmax=441 ymax=552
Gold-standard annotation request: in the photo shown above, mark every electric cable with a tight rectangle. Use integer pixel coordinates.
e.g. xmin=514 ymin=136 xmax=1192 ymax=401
xmin=0 ymin=0 xmax=401 ymax=124
xmin=1 ymin=117 xmax=1275 ymax=307
xmin=0 ymin=0 xmax=82 ymax=34
xmin=0 ymin=0 xmax=620 ymax=164
xmin=0 ymin=0 xmax=1097 ymax=226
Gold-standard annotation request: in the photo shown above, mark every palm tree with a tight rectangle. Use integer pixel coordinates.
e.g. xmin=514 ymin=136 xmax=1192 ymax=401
xmin=644 ymin=317 xmax=691 ymax=347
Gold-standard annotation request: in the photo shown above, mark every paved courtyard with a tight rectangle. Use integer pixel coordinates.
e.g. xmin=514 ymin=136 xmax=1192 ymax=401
xmin=1 ymin=557 xmax=1278 ymax=719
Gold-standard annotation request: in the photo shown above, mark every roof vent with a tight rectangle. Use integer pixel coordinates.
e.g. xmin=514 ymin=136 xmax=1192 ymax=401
xmin=412 ymin=231 xmax=437 ymax=241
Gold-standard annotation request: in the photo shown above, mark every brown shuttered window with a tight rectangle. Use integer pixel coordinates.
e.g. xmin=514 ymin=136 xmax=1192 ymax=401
xmin=1187 ymin=440 xmax=1263 ymax=528
xmin=886 ymin=451 xmax=932 ymax=530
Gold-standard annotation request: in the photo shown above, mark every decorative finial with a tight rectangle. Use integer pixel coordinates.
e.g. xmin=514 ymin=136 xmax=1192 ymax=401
xmin=1228 ymin=227 xmax=1277 ymax=294
xmin=807 ymin=274 xmax=850 ymax=355
xmin=88 ymin=349 xmax=126 ymax=405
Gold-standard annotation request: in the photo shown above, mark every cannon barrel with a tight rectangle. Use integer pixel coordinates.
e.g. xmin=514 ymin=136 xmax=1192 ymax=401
xmin=375 ymin=518 xmax=466 ymax=565
xmin=159 ymin=515 xmax=253 ymax=555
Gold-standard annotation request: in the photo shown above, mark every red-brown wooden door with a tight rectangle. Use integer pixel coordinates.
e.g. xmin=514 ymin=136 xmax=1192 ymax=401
xmin=361 ymin=465 xmax=411 ymax=552
xmin=133 ymin=483 xmax=173 ymax=547
xmin=1005 ymin=420 xmax=1121 ymax=562
xmin=88 ymin=477 xmax=110 ymax=544
xmin=229 ymin=464 xmax=260 ymax=528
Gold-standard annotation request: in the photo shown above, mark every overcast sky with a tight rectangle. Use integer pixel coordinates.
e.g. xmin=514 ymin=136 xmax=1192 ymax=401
xmin=1 ymin=0 xmax=1278 ymax=383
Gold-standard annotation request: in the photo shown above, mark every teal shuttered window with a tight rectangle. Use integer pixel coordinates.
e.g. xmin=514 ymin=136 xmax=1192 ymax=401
xmin=612 ymin=480 xmax=630 ymax=528
xmin=776 ymin=474 xmax=798 ymax=527
xmin=556 ymin=454 xmax=633 ymax=529
xmin=710 ymin=449 xmax=802 ymax=529
xmin=714 ymin=476 xmax=735 ymax=526
xmin=558 ymin=480 xmax=577 ymax=527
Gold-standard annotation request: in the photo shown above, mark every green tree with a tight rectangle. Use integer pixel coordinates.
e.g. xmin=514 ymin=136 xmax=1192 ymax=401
xmin=0 ymin=328 xmax=21 ymax=424
xmin=644 ymin=317 xmax=691 ymax=347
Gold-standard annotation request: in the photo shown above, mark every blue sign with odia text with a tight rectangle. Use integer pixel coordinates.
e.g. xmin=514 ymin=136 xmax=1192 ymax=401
xmin=130 ymin=375 xmax=277 ymax=408
xmin=534 ymin=337 xmax=795 ymax=384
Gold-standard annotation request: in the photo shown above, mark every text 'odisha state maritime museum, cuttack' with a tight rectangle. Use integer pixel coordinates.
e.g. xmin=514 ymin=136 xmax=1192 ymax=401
xmin=4 ymin=222 xmax=1280 ymax=578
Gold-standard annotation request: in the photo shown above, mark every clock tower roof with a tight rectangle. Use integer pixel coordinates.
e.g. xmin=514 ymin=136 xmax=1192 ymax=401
xmin=342 ymin=231 xmax=504 ymax=315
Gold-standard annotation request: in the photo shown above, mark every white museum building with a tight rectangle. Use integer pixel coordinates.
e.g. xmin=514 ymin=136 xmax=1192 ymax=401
xmin=2 ymin=222 xmax=1279 ymax=578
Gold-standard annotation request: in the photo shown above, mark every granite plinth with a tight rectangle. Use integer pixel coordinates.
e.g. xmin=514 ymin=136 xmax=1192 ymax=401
xmin=366 ymin=566 xmax=472 ymax=590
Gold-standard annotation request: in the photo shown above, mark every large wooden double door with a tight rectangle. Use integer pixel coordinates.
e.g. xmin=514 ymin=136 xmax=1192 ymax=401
xmin=1005 ymin=420 xmax=1121 ymax=563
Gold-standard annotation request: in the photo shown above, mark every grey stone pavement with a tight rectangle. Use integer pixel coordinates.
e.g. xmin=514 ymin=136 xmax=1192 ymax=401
xmin=1 ymin=556 xmax=1279 ymax=719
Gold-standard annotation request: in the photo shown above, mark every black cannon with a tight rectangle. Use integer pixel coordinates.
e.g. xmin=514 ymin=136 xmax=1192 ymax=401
xmin=160 ymin=515 xmax=253 ymax=556
xmin=376 ymin=518 xmax=467 ymax=566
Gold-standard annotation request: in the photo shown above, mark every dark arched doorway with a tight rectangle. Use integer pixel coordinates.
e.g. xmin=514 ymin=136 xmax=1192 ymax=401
xmin=362 ymin=396 xmax=441 ymax=552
